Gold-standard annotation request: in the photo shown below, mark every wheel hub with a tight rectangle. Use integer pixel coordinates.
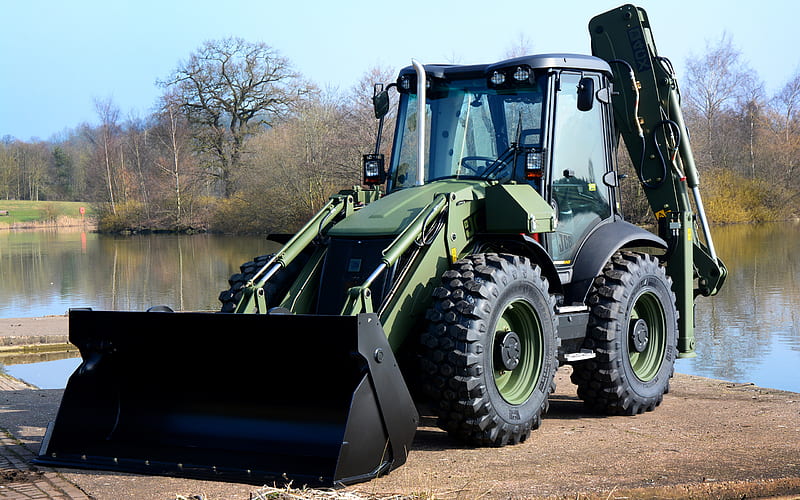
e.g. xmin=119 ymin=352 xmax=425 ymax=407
xmin=630 ymin=318 xmax=649 ymax=353
xmin=496 ymin=331 xmax=521 ymax=371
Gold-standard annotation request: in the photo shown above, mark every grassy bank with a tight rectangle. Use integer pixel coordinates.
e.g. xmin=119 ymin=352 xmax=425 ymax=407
xmin=0 ymin=200 xmax=95 ymax=229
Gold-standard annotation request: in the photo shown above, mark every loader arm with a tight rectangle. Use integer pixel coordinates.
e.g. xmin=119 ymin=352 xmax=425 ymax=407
xmin=235 ymin=186 xmax=381 ymax=314
xmin=589 ymin=4 xmax=728 ymax=356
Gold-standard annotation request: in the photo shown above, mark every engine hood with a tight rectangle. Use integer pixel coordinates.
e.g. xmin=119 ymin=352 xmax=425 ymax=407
xmin=328 ymin=179 xmax=486 ymax=237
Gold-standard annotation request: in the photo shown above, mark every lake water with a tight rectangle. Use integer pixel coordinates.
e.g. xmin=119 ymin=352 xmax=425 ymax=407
xmin=0 ymin=224 xmax=798 ymax=393
xmin=676 ymin=222 xmax=800 ymax=393
xmin=0 ymin=229 xmax=280 ymax=316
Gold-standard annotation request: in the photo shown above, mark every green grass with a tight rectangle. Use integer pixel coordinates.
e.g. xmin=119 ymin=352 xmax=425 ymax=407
xmin=0 ymin=200 xmax=94 ymax=226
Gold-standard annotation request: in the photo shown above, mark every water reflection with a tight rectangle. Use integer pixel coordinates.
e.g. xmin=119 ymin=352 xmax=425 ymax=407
xmin=677 ymin=222 xmax=800 ymax=392
xmin=4 ymin=357 xmax=82 ymax=390
xmin=0 ymin=229 xmax=280 ymax=317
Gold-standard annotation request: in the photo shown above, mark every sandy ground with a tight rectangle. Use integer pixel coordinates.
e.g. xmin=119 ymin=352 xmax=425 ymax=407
xmin=1 ymin=315 xmax=68 ymax=338
xmin=0 ymin=316 xmax=798 ymax=499
xmin=360 ymin=369 xmax=800 ymax=499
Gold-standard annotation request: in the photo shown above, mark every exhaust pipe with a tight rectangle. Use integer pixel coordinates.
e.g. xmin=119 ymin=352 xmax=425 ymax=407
xmin=411 ymin=59 xmax=426 ymax=186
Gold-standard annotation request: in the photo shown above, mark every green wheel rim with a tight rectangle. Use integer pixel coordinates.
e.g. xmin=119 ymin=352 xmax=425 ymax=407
xmin=493 ymin=300 xmax=544 ymax=405
xmin=628 ymin=291 xmax=667 ymax=381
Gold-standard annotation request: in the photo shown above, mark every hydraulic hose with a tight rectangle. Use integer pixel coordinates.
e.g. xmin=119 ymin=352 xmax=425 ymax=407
xmin=609 ymin=59 xmax=664 ymax=189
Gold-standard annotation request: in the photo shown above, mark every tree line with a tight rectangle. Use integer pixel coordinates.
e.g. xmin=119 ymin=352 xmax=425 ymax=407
xmin=1 ymin=35 xmax=797 ymax=233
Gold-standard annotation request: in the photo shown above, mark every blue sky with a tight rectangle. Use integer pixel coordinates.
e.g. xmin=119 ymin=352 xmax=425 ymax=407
xmin=1 ymin=0 xmax=796 ymax=141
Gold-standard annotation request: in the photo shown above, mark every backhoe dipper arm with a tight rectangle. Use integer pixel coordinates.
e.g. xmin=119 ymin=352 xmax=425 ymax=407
xmin=589 ymin=4 xmax=727 ymax=356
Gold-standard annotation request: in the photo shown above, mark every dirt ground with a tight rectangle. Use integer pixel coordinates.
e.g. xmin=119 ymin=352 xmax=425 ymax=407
xmin=0 ymin=316 xmax=798 ymax=499
xmin=1 ymin=315 xmax=68 ymax=338
xmin=357 ymin=368 xmax=800 ymax=499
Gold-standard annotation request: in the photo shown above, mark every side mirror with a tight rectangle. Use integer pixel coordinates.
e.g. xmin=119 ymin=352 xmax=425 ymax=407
xmin=373 ymin=86 xmax=390 ymax=119
xmin=363 ymin=154 xmax=386 ymax=185
xmin=577 ymin=77 xmax=595 ymax=111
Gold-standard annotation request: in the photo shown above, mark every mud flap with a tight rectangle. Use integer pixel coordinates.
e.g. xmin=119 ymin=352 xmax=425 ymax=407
xmin=35 ymin=310 xmax=418 ymax=487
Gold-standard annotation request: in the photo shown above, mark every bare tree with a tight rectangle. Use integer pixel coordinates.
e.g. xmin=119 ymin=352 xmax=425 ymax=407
xmin=3 ymin=141 xmax=49 ymax=201
xmin=0 ymin=143 xmax=16 ymax=200
xmin=684 ymin=32 xmax=752 ymax=167
xmin=347 ymin=65 xmax=399 ymax=165
xmin=735 ymin=77 xmax=765 ymax=178
xmin=24 ymin=142 xmax=50 ymax=200
xmin=775 ymin=71 xmax=800 ymax=139
xmin=153 ymin=91 xmax=193 ymax=226
xmin=247 ymin=90 xmax=350 ymax=219
xmin=162 ymin=37 xmax=311 ymax=198
xmin=92 ymin=97 xmax=121 ymax=213
xmin=503 ymin=33 xmax=534 ymax=59
xmin=122 ymin=114 xmax=152 ymax=217
xmin=772 ymin=71 xmax=800 ymax=179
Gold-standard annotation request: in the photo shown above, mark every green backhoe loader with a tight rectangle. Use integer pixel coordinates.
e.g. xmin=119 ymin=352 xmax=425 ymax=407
xmin=37 ymin=4 xmax=727 ymax=487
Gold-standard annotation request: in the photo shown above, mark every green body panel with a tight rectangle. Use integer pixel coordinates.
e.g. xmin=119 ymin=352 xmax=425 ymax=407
xmin=485 ymin=183 xmax=555 ymax=234
xmin=329 ymin=179 xmax=485 ymax=237
xmin=380 ymin=183 xmax=484 ymax=350
xmin=379 ymin=232 xmax=451 ymax=350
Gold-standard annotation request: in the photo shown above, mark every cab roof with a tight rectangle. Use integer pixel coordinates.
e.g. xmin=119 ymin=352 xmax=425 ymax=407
xmin=398 ymin=53 xmax=613 ymax=80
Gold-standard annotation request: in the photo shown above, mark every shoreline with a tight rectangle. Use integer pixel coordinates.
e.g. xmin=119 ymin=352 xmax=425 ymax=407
xmin=1 ymin=315 xmax=69 ymax=338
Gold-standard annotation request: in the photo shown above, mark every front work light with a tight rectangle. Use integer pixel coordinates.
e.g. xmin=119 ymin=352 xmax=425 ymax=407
xmin=490 ymin=71 xmax=506 ymax=86
xmin=513 ymin=66 xmax=531 ymax=81
xmin=488 ymin=64 xmax=536 ymax=89
xmin=399 ymin=75 xmax=413 ymax=92
xmin=363 ymin=154 xmax=386 ymax=185
xmin=525 ymin=151 xmax=543 ymax=180
xmin=397 ymin=73 xmax=433 ymax=94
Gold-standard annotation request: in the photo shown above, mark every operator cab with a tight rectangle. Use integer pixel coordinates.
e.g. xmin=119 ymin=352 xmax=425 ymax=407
xmin=372 ymin=54 xmax=617 ymax=269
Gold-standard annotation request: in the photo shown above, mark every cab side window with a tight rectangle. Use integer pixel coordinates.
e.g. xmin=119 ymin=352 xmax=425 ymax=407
xmin=549 ymin=72 xmax=612 ymax=263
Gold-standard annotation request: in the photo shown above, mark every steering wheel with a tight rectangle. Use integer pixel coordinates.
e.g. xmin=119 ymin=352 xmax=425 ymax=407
xmin=460 ymin=156 xmax=508 ymax=176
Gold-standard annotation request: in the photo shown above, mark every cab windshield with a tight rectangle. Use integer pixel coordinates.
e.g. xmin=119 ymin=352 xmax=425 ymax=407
xmin=389 ymin=75 xmax=546 ymax=189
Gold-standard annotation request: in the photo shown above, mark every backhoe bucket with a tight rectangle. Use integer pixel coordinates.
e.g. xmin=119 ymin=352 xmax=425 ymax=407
xmin=36 ymin=310 xmax=418 ymax=486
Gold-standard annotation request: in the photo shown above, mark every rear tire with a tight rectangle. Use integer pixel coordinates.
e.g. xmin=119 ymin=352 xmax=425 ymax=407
xmin=420 ymin=253 xmax=558 ymax=446
xmin=570 ymin=251 xmax=678 ymax=415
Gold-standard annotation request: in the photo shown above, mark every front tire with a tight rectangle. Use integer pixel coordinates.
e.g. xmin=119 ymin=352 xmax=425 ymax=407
xmin=420 ymin=253 xmax=558 ymax=446
xmin=571 ymin=251 xmax=678 ymax=415
xmin=218 ymin=254 xmax=305 ymax=313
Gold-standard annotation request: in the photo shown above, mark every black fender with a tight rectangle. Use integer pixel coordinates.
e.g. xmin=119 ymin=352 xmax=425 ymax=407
xmin=565 ymin=218 xmax=667 ymax=305
xmin=506 ymin=234 xmax=564 ymax=296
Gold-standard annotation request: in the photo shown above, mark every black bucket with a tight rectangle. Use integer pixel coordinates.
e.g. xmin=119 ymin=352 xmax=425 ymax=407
xmin=35 ymin=310 xmax=418 ymax=486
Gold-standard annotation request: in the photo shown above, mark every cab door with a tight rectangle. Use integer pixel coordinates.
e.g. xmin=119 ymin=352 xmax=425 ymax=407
xmin=547 ymin=71 xmax=613 ymax=265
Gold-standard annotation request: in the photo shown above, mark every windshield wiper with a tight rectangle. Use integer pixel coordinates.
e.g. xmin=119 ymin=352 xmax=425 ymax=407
xmin=480 ymin=110 xmax=525 ymax=180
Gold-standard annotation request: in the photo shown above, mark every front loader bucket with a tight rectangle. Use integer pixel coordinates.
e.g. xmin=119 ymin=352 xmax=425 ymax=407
xmin=36 ymin=310 xmax=418 ymax=486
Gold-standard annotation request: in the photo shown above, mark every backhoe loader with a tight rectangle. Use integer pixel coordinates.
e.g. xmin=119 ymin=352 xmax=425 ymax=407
xmin=38 ymin=4 xmax=727 ymax=487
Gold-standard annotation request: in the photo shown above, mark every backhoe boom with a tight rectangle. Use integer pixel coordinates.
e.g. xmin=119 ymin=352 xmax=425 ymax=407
xmin=589 ymin=4 xmax=727 ymax=356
